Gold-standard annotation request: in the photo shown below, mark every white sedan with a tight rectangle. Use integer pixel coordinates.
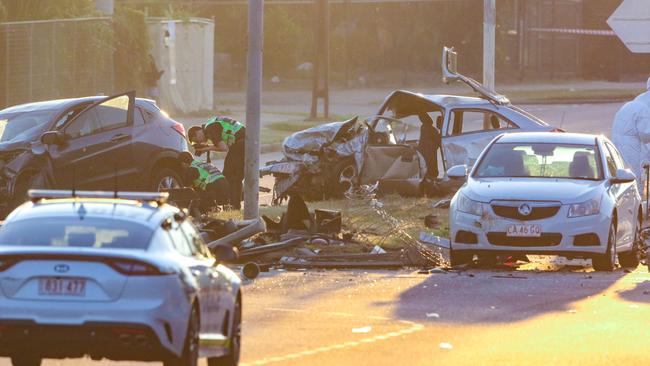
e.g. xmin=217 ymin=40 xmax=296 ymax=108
xmin=0 ymin=190 xmax=242 ymax=366
xmin=448 ymin=132 xmax=642 ymax=271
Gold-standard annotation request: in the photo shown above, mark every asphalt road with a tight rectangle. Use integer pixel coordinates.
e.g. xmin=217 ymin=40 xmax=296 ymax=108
xmin=2 ymin=102 xmax=643 ymax=366
xmin=6 ymin=259 xmax=650 ymax=366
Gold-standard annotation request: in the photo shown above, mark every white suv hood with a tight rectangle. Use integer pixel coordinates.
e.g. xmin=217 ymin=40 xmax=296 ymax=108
xmin=465 ymin=178 xmax=604 ymax=204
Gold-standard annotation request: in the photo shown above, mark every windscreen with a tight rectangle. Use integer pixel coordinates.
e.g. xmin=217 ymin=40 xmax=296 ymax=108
xmin=474 ymin=142 xmax=602 ymax=180
xmin=0 ymin=217 xmax=154 ymax=250
xmin=0 ymin=110 xmax=56 ymax=143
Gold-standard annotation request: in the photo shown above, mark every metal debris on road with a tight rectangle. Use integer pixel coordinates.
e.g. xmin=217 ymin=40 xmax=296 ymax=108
xmin=426 ymin=313 xmax=440 ymax=319
xmin=432 ymin=199 xmax=451 ymax=209
xmin=439 ymin=342 xmax=453 ymax=350
xmin=352 ymin=326 xmax=372 ymax=333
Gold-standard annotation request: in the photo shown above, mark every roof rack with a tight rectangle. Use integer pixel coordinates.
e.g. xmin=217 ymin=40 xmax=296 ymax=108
xmin=28 ymin=190 xmax=168 ymax=204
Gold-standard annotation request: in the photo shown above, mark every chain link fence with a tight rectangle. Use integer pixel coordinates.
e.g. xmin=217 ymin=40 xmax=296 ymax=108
xmin=0 ymin=17 xmax=115 ymax=110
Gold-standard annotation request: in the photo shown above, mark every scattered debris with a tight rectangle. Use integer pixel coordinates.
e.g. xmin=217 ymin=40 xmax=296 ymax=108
xmin=424 ymin=214 xmax=439 ymax=229
xmin=439 ymin=342 xmax=453 ymax=350
xmin=352 ymin=326 xmax=372 ymax=334
xmin=492 ymin=274 xmax=527 ymax=279
xmin=370 ymin=245 xmax=387 ymax=254
xmin=432 ymin=199 xmax=451 ymax=209
xmin=426 ymin=313 xmax=440 ymax=319
xmin=419 ymin=232 xmax=451 ymax=250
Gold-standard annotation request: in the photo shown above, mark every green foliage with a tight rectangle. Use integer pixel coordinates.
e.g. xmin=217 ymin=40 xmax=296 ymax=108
xmin=263 ymin=7 xmax=309 ymax=77
xmin=0 ymin=2 xmax=6 ymax=22
xmin=1 ymin=0 xmax=96 ymax=21
xmin=113 ymin=5 xmax=151 ymax=93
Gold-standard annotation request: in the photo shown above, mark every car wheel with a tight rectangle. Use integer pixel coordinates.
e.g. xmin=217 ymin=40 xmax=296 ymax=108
xmin=449 ymin=249 xmax=473 ymax=267
xmin=618 ymin=216 xmax=642 ymax=269
xmin=327 ymin=158 xmax=357 ymax=198
xmin=208 ymin=295 xmax=242 ymax=366
xmin=592 ymin=222 xmax=617 ymax=272
xmin=165 ymin=305 xmax=200 ymax=366
xmin=10 ymin=355 xmax=41 ymax=366
xmin=152 ymin=168 xmax=183 ymax=192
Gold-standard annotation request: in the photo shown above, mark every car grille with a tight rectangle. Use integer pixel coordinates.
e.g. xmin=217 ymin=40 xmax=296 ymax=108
xmin=491 ymin=203 xmax=561 ymax=221
xmin=487 ymin=232 xmax=562 ymax=247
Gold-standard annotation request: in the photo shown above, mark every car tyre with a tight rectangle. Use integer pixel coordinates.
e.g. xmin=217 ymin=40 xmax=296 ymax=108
xmin=618 ymin=216 xmax=642 ymax=269
xmin=592 ymin=222 xmax=617 ymax=272
xmin=449 ymin=249 xmax=473 ymax=267
xmin=10 ymin=355 xmax=41 ymax=366
xmin=327 ymin=158 xmax=357 ymax=198
xmin=152 ymin=168 xmax=183 ymax=192
xmin=165 ymin=305 xmax=200 ymax=366
xmin=208 ymin=295 xmax=242 ymax=366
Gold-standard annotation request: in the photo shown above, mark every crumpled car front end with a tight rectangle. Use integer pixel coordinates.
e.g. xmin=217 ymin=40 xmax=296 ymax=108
xmin=261 ymin=117 xmax=368 ymax=202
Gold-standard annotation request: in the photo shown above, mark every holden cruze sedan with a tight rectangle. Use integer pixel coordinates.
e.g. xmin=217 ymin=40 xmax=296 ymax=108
xmin=448 ymin=132 xmax=642 ymax=271
xmin=0 ymin=190 xmax=242 ymax=366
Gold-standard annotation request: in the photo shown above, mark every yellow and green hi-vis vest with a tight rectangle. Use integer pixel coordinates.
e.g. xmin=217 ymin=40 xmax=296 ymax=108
xmin=190 ymin=160 xmax=225 ymax=190
xmin=205 ymin=117 xmax=244 ymax=146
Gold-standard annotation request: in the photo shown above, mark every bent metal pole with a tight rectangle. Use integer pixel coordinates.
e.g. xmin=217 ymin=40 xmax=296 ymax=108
xmin=244 ymin=0 xmax=264 ymax=219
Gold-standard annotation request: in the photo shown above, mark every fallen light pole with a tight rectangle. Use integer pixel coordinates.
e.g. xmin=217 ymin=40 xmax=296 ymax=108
xmin=244 ymin=0 xmax=264 ymax=220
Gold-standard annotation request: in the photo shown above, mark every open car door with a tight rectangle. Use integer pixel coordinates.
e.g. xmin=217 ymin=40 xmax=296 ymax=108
xmin=47 ymin=92 xmax=136 ymax=190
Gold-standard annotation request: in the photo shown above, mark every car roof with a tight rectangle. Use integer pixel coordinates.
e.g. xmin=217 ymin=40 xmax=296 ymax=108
xmin=421 ymin=94 xmax=492 ymax=108
xmin=387 ymin=90 xmax=493 ymax=109
xmin=0 ymin=96 xmax=158 ymax=115
xmin=5 ymin=198 xmax=177 ymax=230
xmin=496 ymin=132 xmax=598 ymax=145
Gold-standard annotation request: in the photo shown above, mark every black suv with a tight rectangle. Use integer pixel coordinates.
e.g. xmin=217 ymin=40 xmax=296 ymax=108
xmin=0 ymin=92 xmax=189 ymax=215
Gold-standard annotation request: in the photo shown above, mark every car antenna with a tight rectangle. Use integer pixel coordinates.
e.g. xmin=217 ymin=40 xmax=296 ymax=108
xmin=71 ymin=165 xmax=77 ymax=198
xmin=113 ymin=159 xmax=118 ymax=198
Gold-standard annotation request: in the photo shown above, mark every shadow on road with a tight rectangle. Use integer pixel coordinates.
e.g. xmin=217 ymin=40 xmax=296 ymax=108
xmin=389 ymin=266 xmax=629 ymax=324
xmin=617 ymin=279 xmax=650 ymax=304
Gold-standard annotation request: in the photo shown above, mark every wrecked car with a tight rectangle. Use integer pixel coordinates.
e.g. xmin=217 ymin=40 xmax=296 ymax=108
xmin=0 ymin=92 xmax=189 ymax=215
xmin=261 ymin=47 xmax=559 ymax=202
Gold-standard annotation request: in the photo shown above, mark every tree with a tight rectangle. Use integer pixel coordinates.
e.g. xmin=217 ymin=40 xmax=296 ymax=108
xmin=1 ymin=0 xmax=95 ymax=21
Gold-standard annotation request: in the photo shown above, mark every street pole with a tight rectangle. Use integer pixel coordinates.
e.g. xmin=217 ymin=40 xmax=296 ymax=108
xmin=483 ymin=0 xmax=496 ymax=92
xmin=244 ymin=0 xmax=263 ymax=220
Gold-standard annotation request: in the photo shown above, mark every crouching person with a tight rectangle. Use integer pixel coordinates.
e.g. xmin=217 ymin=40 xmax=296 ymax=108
xmin=182 ymin=157 xmax=231 ymax=212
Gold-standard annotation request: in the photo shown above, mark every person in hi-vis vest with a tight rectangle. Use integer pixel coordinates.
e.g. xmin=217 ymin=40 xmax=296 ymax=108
xmin=188 ymin=117 xmax=245 ymax=210
xmin=181 ymin=156 xmax=231 ymax=212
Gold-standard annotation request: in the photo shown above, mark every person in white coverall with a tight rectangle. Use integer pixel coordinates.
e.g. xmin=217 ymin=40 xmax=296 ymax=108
xmin=611 ymin=77 xmax=650 ymax=194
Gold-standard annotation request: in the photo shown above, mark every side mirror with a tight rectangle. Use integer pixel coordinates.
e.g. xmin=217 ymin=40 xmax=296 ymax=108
xmin=611 ymin=168 xmax=636 ymax=184
xmin=211 ymin=244 xmax=239 ymax=263
xmin=447 ymin=164 xmax=468 ymax=179
xmin=40 ymin=131 xmax=64 ymax=145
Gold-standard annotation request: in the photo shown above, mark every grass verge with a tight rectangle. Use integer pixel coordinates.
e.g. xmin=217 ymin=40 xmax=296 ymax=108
xmin=213 ymin=194 xmax=450 ymax=252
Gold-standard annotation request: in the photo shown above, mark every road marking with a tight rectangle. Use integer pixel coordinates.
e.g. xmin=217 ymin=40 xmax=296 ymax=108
xmin=242 ymin=308 xmax=424 ymax=366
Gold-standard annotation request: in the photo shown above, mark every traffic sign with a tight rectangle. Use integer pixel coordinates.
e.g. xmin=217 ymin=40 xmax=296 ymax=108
xmin=607 ymin=0 xmax=650 ymax=53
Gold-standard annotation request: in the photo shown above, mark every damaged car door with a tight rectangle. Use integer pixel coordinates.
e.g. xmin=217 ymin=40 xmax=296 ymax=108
xmin=442 ymin=109 xmax=519 ymax=168
xmin=45 ymin=92 xmax=135 ymax=190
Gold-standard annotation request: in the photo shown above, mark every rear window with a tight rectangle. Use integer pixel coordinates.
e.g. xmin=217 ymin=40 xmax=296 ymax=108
xmin=0 ymin=218 xmax=154 ymax=250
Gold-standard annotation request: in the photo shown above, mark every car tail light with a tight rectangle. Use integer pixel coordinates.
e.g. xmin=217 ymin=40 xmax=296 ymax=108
xmin=0 ymin=259 xmax=17 ymax=272
xmin=107 ymin=260 xmax=171 ymax=276
xmin=171 ymin=122 xmax=186 ymax=137
xmin=551 ymin=128 xmax=565 ymax=132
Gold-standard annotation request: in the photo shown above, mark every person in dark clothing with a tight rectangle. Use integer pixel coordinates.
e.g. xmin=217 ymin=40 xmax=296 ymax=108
xmin=418 ymin=112 xmax=441 ymax=181
xmin=188 ymin=117 xmax=245 ymax=210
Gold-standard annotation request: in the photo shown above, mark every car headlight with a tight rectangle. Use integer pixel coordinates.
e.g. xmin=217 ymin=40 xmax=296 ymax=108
xmin=457 ymin=193 xmax=483 ymax=216
xmin=568 ymin=197 xmax=601 ymax=218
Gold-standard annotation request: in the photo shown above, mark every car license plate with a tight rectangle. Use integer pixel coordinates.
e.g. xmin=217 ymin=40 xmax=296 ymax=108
xmin=38 ymin=277 xmax=86 ymax=297
xmin=506 ymin=224 xmax=541 ymax=237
